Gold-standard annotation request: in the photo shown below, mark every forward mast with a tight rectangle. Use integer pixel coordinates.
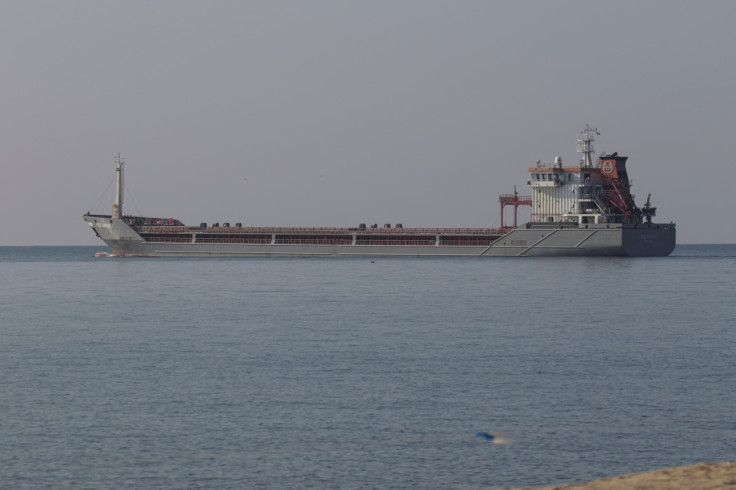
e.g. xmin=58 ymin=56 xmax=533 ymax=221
xmin=112 ymin=153 xmax=124 ymax=219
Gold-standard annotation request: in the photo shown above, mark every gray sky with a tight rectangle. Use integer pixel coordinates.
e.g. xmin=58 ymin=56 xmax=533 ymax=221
xmin=2 ymin=1 xmax=734 ymax=245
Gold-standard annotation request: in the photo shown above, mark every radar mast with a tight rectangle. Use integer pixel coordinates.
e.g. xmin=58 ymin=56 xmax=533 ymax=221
xmin=577 ymin=124 xmax=599 ymax=168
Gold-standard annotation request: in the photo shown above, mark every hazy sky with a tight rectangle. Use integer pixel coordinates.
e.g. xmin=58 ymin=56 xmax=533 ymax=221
xmin=2 ymin=1 xmax=734 ymax=245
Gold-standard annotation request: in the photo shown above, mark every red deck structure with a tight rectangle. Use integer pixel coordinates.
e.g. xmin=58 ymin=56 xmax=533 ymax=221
xmin=499 ymin=186 xmax=532 ymax=228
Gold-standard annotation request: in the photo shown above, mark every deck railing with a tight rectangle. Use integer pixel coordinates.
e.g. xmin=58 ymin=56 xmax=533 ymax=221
xmin=135 ymin=225 xmax=507 ymax=235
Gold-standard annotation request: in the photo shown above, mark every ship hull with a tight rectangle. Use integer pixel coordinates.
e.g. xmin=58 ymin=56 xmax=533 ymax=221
xmin=83 ymin=215 xmax=675 ymax=257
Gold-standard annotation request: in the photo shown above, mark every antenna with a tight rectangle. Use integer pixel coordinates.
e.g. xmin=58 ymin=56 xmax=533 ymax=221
xmin=112 ymin=153 xmax=124 ymax=218
xmin=577 ymin=124 xmax=598 ymax=168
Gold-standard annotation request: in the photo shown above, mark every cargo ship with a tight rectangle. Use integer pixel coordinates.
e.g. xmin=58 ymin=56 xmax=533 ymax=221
xmin=83 ymin=126 xmax=675 ymax=257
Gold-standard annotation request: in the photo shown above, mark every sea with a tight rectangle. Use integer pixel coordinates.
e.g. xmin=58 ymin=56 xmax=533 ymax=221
xmin=1 ymin=245 xmax=734 ymax=489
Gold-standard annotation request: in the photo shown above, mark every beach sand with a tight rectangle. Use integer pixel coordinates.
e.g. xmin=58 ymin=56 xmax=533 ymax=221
xmin=494 ymin=462 xmax=736 ymax=489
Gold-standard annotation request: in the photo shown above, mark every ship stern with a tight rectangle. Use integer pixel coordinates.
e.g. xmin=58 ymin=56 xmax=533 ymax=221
xmin=622 ymin=223 xmax=676 ymax=257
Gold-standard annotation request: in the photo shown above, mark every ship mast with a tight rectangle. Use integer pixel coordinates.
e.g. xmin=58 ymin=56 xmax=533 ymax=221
xmin=112 ymin=153 xmax=124 ymax=219
xmin=577 ymin=124 xmax=599 ymax=168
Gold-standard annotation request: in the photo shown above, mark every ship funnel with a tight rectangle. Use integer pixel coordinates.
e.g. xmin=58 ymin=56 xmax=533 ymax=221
xmin=112 ymin=153 xmax=124 ymax=219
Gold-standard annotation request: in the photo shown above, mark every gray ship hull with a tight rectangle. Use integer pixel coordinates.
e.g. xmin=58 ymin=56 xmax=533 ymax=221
xmin=83 ymin=215 xmax=675 ymax=257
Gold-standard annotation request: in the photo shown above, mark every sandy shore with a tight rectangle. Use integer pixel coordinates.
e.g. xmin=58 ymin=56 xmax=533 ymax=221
xmin=494 ymin=462 xmax=736 ymax=489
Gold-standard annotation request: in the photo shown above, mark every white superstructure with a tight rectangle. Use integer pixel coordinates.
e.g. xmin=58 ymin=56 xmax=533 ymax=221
xmin=528 ymin=126 xmax=643 ymax=225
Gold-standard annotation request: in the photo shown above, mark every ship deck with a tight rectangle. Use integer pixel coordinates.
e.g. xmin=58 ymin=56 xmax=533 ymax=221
xmin=133 ymin=225 xmax=508 ymax=235
xmin=131 ymin=225 xmax=509 ymax=247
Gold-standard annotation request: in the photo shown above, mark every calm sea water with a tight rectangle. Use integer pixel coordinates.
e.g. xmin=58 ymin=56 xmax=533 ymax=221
xmin=1 ymin=245 xmax=734 ymax=489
